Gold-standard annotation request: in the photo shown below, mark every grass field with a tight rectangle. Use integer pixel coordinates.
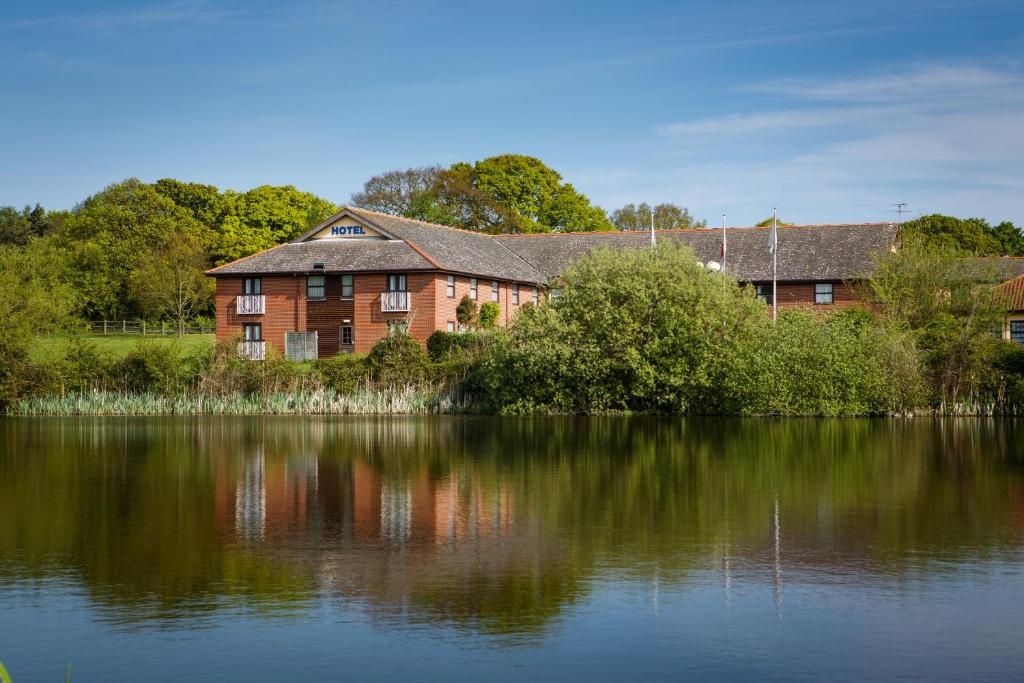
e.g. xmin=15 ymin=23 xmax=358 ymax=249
xmin=32 ymin=334 xmax=216 ymax=362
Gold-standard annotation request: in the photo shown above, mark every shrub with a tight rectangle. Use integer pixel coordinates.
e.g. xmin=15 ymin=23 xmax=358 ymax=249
xmin=473 ymin=243 xmax=766 ymax=413
xmin=313 ymin=354 xmax=370 ymax=393
xmin=456 ymin=295 xmax=478 ymax=328
xmin=426 ymin=330 xmax=488 ymax=361
xmin=367 ymin=333 xmax=430 ymax=385
xmin=111 ymin=341 xmax=191 ymax=395
xmin=478 ymin=302 xmax=500 ymax=329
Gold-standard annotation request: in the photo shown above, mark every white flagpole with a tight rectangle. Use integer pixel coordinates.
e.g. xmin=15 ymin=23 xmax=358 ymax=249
xmin=772 ymin=207 xmax=778 ymax=321
xmin=721 ymin=213 xmax=727 ymax=270
xmin=650 ymin=206 xmax=656 ymax=247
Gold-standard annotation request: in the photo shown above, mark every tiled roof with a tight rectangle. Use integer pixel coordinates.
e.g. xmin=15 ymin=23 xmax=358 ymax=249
xmin=207 ymin=240 xmax=435 ymax=275
xmin=998 ymin=274 xmax=1024 ymax=311
xmin=495 ymin=223 xmax=898 ymax=282
xmin=345 ymin=207 xmax=547 ymax=284
xmin=208 ymin=208 xmax=897 ymax=284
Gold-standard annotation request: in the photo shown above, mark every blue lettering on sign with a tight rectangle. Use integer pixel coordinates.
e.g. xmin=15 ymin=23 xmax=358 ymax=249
xmin=330 ymin=225 xmax=367 ymax=236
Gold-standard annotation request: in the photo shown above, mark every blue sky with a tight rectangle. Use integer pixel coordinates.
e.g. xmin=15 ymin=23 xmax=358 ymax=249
xmin=2 ymin=0 xmax=1022 ymax=225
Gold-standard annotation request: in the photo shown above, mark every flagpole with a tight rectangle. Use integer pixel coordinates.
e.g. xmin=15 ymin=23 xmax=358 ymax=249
xmin=772 ymin=207 xmax=778 ymax=322
xmin=650 ymin=206 xmax=656 ymax=247
xmin=721 ymin=213 xmax=727 ymax=271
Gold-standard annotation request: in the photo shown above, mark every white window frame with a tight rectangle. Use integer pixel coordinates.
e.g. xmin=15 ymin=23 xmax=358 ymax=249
xmin=491 ymin=281 xmax=499 ymax=302
xmin=447 ymin=321 xmax=455 ymax=333
xmin=446 ymin=275 xmax=455 ymax=298
xmin=340 ymin=274 xmax=354 ymax=299
xmin=814 ymin=282 xmax=834 ymax=305
xmin=512 ymin=284 xmax=519 ymax=305
xmin=532 ymin=287 xmax=539 ymax=305
xmin=470 ymin=278 xmax=478 ymax=300
xmin=388 ymin=274 xmax=407 ymax=292
xmin=243 ymin=323 xmax=262 ymax=341
xmin=243 ymin=277 xmax=261 ymax=295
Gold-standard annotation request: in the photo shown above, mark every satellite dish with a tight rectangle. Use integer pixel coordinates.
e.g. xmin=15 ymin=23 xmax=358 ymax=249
xmin=706 ymin=260 xmax=722 ymax=272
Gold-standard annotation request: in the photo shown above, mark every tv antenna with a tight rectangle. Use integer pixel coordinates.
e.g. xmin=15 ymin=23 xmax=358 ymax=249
xmin=892 ymin=202 xmax=908 ymax=225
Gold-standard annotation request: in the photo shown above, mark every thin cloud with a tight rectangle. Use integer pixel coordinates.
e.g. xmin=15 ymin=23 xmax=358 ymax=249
xmin=1 ymin=1 xmax=245 ymax=32
xmin=745 ymin=64 xmax=1024 ymax=103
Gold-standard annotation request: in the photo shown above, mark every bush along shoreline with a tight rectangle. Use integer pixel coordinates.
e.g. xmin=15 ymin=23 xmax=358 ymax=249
xmin=7 ymin=241 xmax=1024 ymax=417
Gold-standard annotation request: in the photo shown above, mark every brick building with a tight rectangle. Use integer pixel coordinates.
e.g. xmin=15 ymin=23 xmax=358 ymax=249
xmin=206 ymin=206 xmax=897 ymax=359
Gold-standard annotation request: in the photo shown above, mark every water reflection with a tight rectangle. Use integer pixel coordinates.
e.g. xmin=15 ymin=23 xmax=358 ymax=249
xmin=1 ymin=417 xmax=1023 ymax=636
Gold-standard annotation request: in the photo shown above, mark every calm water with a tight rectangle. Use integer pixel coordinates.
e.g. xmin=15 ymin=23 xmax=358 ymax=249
xmin=1 ymin=417 xmax=1023 ymax=682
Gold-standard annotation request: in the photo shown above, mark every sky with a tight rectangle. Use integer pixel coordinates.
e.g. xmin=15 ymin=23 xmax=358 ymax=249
xmin=1 ymin=0 xmax=1022 ymax=226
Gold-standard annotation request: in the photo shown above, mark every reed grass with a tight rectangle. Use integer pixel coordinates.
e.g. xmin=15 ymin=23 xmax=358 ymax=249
xmin=10 ymin=386 xmax=479 ymax=416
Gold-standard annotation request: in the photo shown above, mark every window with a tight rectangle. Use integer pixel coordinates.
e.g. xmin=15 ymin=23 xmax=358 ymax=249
xmin=285 ymin=331 xmax=318 ymax=361
xmin=512 ymin=284 xmax=519 ymax=305
xmin=446 ymin=275 xmax=455 ymax=298
xmin=307 ymin=275 xmax=325 ymax=300
xmin=340 ymin=325 xmax=354 ymax=347
xmin=1011 ymin=321 xmax=1024 ymax=345
xmin=532 ymin=287 xmax=539 ymax=305
xmin=243 ymin=277 xmax=261 ymax=294
xmin=243 ymin=323 xmax=261 ymax=341
xmin=388 ymin=320 xmax=409 ymax=336
xmin=491 ymin=281 xmax=499 ymax=302
xmin=755 ymin=283 xmax=774 ymax=303
xmin=470 ymin=278 xmax=478 ymax=300
xmin=815 ymin=282 xmax=834 ymax=305
xmin=388 ymin=274 xmax=407 ymax=292
xmin=551 ymin=288 xmax=562 ymax=301
xmin=447 ymin=321 xmax=455 ymax=333
xmin=341 ymin=274 xmax=354 ymax=299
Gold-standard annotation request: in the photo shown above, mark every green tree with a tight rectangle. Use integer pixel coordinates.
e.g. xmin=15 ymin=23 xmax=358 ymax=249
xmin=0 ymin=239 xmax=77 ymax=405
xmin=456 ymin=295 xmax=478 ymax=329
xmin=478 ymin=302 xmax=500 ymax=329
xmin=611 ymin=203 xmax=706 ymax=231
xmin=132 ymin=230 xmax=215 ymax=335
xmin=60 ymin=179 xmax=209 ymax=319
xmin=153 ymin=179 xmax=226 ymax=229
xmin=469 ymin=155 xmax=612 ymax=232
xmin=214 ymin=185 xmax=338 ymax=263
xmin=0 ymin=204 xmax=54 ymax=245
xmin=473 ymin=242 xmax=765 ymax=413
xmin=755 ymin=216 xmax=794 ymax=227
xmin=900 ymin=214 xmax=1023 ymax=255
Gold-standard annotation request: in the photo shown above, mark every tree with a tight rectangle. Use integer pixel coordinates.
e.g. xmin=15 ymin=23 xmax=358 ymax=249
xmin=902 ymin=214 xmax=1023 ymax=256
xmin=469 ymin=155 xmax=612 ymax=232
xmin=60 ymin=179 xmax=210 ymax=319
xmin=755 ymin=217 xmax=794 ymax=227
xmin=456 ymin=295 xmax=478 ymax=329
xmin=153 ymin=179 xmax=226 ymax=229
xmin=0 ymin=239 xmax=77 ymax=405
xmin=132 ymin=231 xmax=215 ymax=335
xmin=350 ymin=155 xmax=611 ymax=233
xmin=349 ymin=167 xmax=442 ymax=216
xmin=473 ymin=242 xmax=766 ymax=413
xmin=478 ymin=302 xmax=500 ymax=329
xmin=0 ymin=204 xmax=55 ymax=246
xmin=611 ymin=203 xmax=706 ymax=231
xmin=214 ymin=185 xmax=338 ymax=263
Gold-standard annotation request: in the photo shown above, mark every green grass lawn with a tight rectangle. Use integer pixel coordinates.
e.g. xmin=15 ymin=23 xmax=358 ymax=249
xmin=33 ymin=334 xmax=216 ymax=362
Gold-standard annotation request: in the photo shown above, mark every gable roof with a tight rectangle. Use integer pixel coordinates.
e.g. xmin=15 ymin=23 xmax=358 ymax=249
xmin=998 ymin=274 xmax=1024 ymax=311
xmin=495 ymin=223 xmax=898 ymax=282
xmin=207 ymin=208 xmax=897 ymax=284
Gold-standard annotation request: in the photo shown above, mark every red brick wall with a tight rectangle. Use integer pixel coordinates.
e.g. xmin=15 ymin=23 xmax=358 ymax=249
xmin=758 ymin=281 xmax=864 ymax=310
xmin=432 ymin=275 xmax=532 ymax=331
xmin=217 ymin=273 xmax=441 ymax=355
xmin=215 ymin=276 xmax=306 ymax=351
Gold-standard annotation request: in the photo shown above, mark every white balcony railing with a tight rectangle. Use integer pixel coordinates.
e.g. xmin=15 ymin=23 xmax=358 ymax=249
xmin=381 ymin=291 xmax=411 ymax=312
xmin=236 ymin=294 xmax=266 ymax=315
xmin=238 ymin=340 xmax=266 ymax=361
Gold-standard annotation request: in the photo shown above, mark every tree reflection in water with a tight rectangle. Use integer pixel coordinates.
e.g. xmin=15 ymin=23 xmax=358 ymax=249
xmin=1 ymin=416 xmax=1022 ymax=636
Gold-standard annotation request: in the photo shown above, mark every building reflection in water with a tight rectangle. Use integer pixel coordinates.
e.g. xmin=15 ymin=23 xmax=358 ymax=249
xmin=2 ymin=416 xmax=1024 ymax=636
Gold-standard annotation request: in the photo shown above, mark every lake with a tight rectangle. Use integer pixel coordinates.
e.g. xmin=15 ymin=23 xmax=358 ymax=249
xmin=1 ymin=417 xmax=1023 ymax=682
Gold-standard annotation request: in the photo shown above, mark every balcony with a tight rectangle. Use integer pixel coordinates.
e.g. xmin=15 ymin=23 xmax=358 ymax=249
xmin=381 ymin=290 xmax=411 ymax=312
xmin=238 ymin=340 xmax=266 ymax=361
xmin=236 ymin=294 xmax=265 ymax=315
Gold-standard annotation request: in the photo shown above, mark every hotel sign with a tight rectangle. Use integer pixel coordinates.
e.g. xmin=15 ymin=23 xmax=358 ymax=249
xmin=331 ymin=225 xmax=367 ymax=236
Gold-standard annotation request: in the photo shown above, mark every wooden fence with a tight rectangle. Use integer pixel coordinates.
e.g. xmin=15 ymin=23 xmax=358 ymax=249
xmin=89 ymin=321 xmax=216 ymax=336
